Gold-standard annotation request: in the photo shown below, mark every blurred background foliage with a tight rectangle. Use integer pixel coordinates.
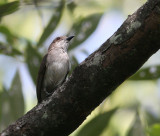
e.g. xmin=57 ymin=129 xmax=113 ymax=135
xmin=0 ymin=0 xmax=160 ymax=136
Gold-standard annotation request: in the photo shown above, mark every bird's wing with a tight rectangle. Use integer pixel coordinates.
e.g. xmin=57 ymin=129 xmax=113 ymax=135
xmin=61 ymin=60 xmax=70 ymax=84
xmin=36 ymin=54 xmax=48 ymax=103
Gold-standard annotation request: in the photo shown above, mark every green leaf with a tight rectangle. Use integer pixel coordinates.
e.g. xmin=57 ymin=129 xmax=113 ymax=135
xmin=80 ymin=49 xmax=90 ymax=56
xmin=68 ymin=13 xmax=102 ymax=51
xmin=37 ymin=0 xmax=65 ymax=47
xmin=144 ymin=109 xmax=160 ymax=126
xmin=70 ymin=56 xmax=79 ymax=75
xmin=9 ymin=71 xmax=24 ymax=120
xmin=11 ymin=48 xmax=22 ymax=56
xmin=25 ymin=42 xmax=42 ymax=84
xmin=148 ymin=124 xmax=160 ymax=136
xmin=76 ymin=109 xmax=117 ymax=136
xmin=0 ymin=72 xmax=24 ymax=131
xmin=0 ymin=42 xmax=22 ymax=56
xmin=0 ymin=1 xmax=19 ymax=18
xmin=129 ymin=65 xmax=160 ymax=80
xmin=0 ymin=88 xmax=12 ymax=131
xmin=0 ymin=25 xmax=15 ymax=43
xmin=127 ymin=112 xmax=146 ymax=136
xmin=0 ymin=26 xmax=22 ymax=56
xmin=67 ymin=1 xmax=76 ymax=12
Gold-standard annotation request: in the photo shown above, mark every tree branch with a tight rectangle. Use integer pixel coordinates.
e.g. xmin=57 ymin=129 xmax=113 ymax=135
xmin=1 ymin=0 xmax=160 ymax=135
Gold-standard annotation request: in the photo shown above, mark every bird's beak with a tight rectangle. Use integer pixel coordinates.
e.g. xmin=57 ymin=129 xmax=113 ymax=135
xmin=66 ymin=36 xmax=75 ymax=41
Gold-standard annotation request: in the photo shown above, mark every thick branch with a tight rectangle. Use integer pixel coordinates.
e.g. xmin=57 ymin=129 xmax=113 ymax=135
xmin=1 ymin=0 xmax=160 ymax=136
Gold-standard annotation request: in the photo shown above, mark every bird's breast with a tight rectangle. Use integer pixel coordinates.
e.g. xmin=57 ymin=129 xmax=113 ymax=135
xmin=44 ymin=52 xmax=69 ymax=88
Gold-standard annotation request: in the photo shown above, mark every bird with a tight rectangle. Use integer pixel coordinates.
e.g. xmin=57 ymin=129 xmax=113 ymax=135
xmin=36 ymin=36 xmax=74 ymax=103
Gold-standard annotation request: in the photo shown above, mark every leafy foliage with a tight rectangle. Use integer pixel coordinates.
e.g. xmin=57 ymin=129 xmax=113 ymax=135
xmin=0 ymin=1 xmax=19 ymax=18
xmin=68 ymin=13 xmax=102 ymax=50
xmin=0 ymin=25 xmax=22 ymax=56
xmin=148 ymin=124 xmax=160 ymax=136
xmin=130 ymin=65 xmax=160 ymax=80
xmin=0 ymin=71 xmax=24 ymax=131
xmin=25 ymin=42 xmax=42 ymax=84
xmin=0 ymin=0 xmax=160 ymax=135
xmin=0 ymin=25 xmax=17 ymax=44
xmin=37 ymin=0 xmax=65 ymax=47
xmin=75 ymin=109 xmax=117 ymax=136
xmin=127 ymin=111 xmax=146 ymax=136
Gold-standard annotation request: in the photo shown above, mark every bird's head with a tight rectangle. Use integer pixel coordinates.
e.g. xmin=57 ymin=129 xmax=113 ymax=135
xmin=49 ymin=36 xmax=74 ymax=52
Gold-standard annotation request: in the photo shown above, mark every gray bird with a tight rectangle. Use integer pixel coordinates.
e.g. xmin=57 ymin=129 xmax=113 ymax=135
xmin=36 ymin=36 xmax=74 ymax=103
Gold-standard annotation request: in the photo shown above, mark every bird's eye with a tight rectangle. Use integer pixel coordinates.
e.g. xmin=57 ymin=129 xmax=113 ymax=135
xmin=56 ymin=37 xmax=60 ymax=40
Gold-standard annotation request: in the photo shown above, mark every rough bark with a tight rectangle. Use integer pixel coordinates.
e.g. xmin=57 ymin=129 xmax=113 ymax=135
xmin=1 ymin=0 xmax=160 ymax=136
